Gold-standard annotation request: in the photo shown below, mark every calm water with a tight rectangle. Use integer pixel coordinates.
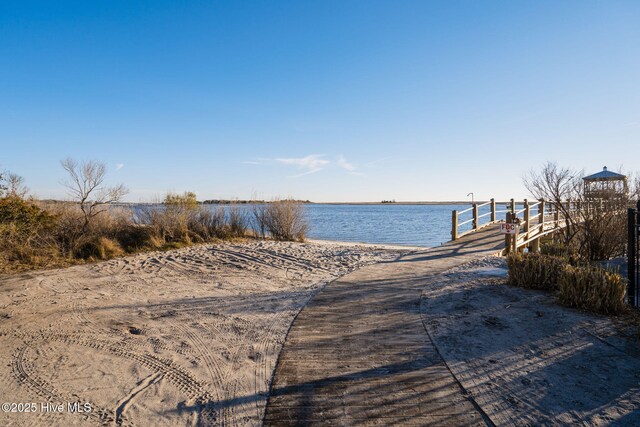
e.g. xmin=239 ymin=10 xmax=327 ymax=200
xmin=134 ymin=202 xmax=520 ymax=248
xmin=304 ymin=204 xmax=456 ymax=247
xmin=303 ymin=203 xmax=519 ymax=247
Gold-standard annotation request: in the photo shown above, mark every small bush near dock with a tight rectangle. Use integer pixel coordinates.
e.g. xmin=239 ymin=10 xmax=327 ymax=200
xmin=539 ymin=240 xmax=572 ymax=258
xmin=558 ymin=266 xmax=626 ymax=314
xmin=506 ymin=253 xmax=567 ymax=291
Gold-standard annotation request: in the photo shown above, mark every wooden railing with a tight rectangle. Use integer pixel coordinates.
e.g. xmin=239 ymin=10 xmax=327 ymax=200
xmin=451 ymin=199 xmax=583 ymax=253
xmin=451 ymin=198 xmax=505 ymax=240
xmin=507 ymin=199 xmax=574 ymax=253
xmin=452 ymin=198 xmax=629 ymax=254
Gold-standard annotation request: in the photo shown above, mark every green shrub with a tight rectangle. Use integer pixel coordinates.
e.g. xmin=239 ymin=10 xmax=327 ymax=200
xmin=506 ymin=253 xmax=567 ymax=291
xmin=558 ymin=266 xmax=626 ymax=314
xmin=0 ymin=196 xmax=60 ymax=271
xmin=164 ymin=191 xmax=198 ymax=208
xmin=0 ymin=196 xmax=56 ymax=235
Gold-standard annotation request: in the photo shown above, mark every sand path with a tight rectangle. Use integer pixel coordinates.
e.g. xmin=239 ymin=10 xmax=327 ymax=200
xmin=264 ymin=226 xmax=505 ymax=425
xmin=266 ymin=226 xmax=640 ymax=426
xmin=0 ymin=240 xmax=404 ymax=426
xmin=422 ymin=257 xmax=640 ymax=426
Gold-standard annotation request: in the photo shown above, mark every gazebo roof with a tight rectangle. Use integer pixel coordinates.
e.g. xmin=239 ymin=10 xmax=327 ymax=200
xmin=583 ymin=166 xmax=626 ymax=182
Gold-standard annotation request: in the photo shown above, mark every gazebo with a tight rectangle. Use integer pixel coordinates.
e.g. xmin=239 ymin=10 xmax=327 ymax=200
xmin=583 ymin=166 xmax=628 ymax=200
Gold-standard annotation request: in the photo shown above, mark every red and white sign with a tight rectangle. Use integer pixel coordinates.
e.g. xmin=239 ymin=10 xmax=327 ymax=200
xmin=500 ymin=223 xmax=519 ymax=234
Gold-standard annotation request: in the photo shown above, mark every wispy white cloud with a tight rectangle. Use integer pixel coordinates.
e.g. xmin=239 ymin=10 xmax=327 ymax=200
xmin=365 ymin=157 xmax=390 ymax=168
xmin=275 ymin=154 xmax=330 ymax=177
xmin=116 ymin=163 xmax=124 ymax=171
xmin=242 ymin=153 xmax=367 ymax=178
xmin=337 ymin=155 xmax=365 ymax=176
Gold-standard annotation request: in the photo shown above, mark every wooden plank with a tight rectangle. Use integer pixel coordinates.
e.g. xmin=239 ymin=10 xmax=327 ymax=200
xmin=264 ymin=228 xmax=505 ymax=425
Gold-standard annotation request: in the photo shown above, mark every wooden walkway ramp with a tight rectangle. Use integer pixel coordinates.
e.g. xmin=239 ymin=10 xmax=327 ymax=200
xmin=264 ymin=227 xmax=505 ymax=426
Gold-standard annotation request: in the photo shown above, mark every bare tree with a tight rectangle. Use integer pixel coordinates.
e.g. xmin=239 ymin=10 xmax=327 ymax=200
xmin=523 ymin=162 xmax=582 ymax=245
xmin=0 ymin=171 xmax=28 ymax=198
xmin=61 ymin=158 xmax=128 ymax=232
xmin=524 ymin=161 xmax=631 ymax=260
xmin=6 ymin=173 xmax=28 ymax=198
xmin=629 ymin=172 xmax=640 ymax=201
xmin=0 ymin=171 xmax=6 ymax=197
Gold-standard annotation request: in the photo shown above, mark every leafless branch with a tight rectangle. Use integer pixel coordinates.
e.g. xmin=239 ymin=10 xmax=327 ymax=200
xmin=60 ymin=158 xmax=129 ymax=232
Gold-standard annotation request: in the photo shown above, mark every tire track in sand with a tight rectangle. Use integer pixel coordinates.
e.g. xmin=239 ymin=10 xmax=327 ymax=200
xmin=166 ymin=321 xmax=227 ymax=426
xmin=12 ymin=344 xmax=113 ymax=426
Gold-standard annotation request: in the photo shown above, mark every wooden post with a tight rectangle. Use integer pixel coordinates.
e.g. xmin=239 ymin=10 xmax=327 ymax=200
xmin=490 ymin=198 xmax=496 ymax=223
xmin=532 ymin=199 xmax=545 ymax=252
xmin=510 ymin=198 xmax=516 ymax=215
xmin=522 ymin=199 xmax=530 ymax=252
xmin=505 ymin=212 xmax=512 ymax=255
xmin=512 ymin=217 xmax=517 ymax=254
xmin=627 ymin=207 xmax=637 ymax=306
xmin=452 ymin=210 xmax=458 ymax=241
xmin=554 ymin=203 xmax=560 ymax=227
xmin=472 ymin=203 xmax=479 ymax=230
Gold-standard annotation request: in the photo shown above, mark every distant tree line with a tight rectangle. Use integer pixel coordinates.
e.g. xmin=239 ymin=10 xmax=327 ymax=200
xmin=0 ymin=159 xmax=310 ymax=273
xmin=201 ymin=199 xmax=312 ymax=204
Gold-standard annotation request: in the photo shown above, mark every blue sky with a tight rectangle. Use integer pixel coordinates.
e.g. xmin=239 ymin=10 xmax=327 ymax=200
xmin=1 ymin=1 xmax=639 ymax=202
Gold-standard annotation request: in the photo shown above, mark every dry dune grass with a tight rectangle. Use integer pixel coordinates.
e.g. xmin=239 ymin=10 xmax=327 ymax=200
xmin=507 ymin=250 xmax=627 ymax=315
xmin=0 ymin=192 xmax=309 ymax=274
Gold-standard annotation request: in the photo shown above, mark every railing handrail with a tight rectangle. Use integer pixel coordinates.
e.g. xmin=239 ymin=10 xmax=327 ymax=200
xmin=458 ymin=218 xmax=474 ymax=227
xmin=457 ymin=206 xmax=474 ymax=215
xmin=477 ymin=211 xmax=493 ymax=220
xmin=451 ymin=198 xmax=497 ymax=240
xmin=451 ymin=197 xmax=623 ymax=249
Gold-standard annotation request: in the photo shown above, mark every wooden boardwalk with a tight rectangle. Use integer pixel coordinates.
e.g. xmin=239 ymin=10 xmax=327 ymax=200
xmin=264 ymin=227 xmax=506 ymax=426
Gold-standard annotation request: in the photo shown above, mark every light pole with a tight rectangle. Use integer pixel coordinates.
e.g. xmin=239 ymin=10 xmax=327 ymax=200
xmin=467 ymin=192 xmax=474 ymax=204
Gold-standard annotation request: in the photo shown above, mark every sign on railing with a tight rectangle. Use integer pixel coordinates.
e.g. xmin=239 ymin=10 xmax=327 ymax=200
xmin=500 ymin=223 xmax=519 ymax=234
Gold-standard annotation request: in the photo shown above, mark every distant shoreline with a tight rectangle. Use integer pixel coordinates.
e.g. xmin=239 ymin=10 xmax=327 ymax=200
xmin=311 ymin=201 xmax=495 ymax=205
xmin=38 ymin=200 xmax=522 ymax=207
xmin=104 ymin=200 xmax=513 ymax=206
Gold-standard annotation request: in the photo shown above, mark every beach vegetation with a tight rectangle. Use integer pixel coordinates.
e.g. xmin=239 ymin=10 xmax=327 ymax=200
xmin=61 ymin=158 xmax=128 ymax=233
xmin=506 ymin=253 xmax=566 ymax=291
xmin=558 ymin=265 xmax=626 ymax=314
xmin=227 ymin=204 xmax=249 ymax=238
xmin=262 ymin=199 xmax=308 ymax=242
xmin=0 ymin=194 xmax=60 ymax=270
xmin=0 ymin=164 xmax=309 ymax=272
xmin=507 ymin=250 xmax=628 ymax=315
xmin=524 ymin=161 xmax=633 ymax=262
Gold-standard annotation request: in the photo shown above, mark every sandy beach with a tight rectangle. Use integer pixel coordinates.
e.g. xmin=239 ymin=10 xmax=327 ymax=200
xmin=422 ymin=257 xmax=640 ymax=426
xmin=2 ymin=237 xmax=640 ymax=426
xmin=0 ymin=240 xmax=406 ymax=426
